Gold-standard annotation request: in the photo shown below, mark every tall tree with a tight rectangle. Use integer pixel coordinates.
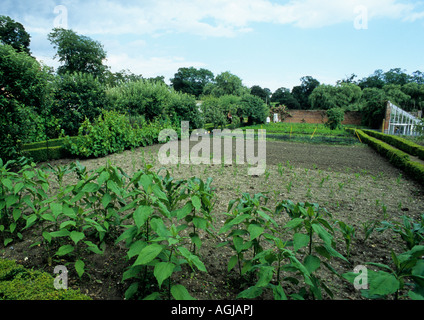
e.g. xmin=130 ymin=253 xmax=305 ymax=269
xmin=292 ymin=76 xmax=320 ymax=109
xmin=48 ymin=28 xmax=108 ymax=79
xmin=250 ymin=85 xmax=271 ymax=104
xmin=171 ymin=67 xmax=214 ymax=98
xmin=270 ymin=87 xmax=300 ymax=109
xmin=0 ymin=15 xmax=31 ymax=54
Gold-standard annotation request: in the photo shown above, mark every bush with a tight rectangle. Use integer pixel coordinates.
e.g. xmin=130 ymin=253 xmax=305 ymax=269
xmin=51 ymin=72 xmax=106 ymax=136
xmin=0 ymin=259 xmax=90 ymax=300
xmin=63 ymin=110 xmax=178 ymax=158
xmin=241 ymin=94 xmax=269 ymax=125
xmin=362 ymin=129 xmax=424 ymax=161
xmin=326 ymin=108 xmax=345 ymax=130
xmin=347 ymin=128 xmax=424 ymax=185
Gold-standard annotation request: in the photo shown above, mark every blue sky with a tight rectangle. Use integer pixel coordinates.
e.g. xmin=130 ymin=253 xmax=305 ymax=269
xmin=2 ymin=0 xmax=424 ymax=91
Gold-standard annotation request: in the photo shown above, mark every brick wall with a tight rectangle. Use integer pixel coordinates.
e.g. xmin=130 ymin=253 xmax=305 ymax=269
xmin=278 ymin=110 xmax=363 ymax=125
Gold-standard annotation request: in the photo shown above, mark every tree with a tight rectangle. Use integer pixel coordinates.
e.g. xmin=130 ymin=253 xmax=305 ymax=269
xmin=384 ymin=68 xmax=411 ymax=86
xmin=402 ymin=82 xmax=424 ymax=111
xmin=171 ymin=67 xmax=214 ymax=98
xmin=51 ymin=72 xmax=106 ymax=136
xmin=383 ymin=84 xmax=411 ymax=110
xmin=358 ymin=69 xmax=386 ymax=89
xmin=48 ymin=28 xmax=108 ymax=79
xmin=360 ymin=88 xmax=388 ymax=128
xmin=309 ymin=83 xmax=362 ymax=110
xmin=205 ymin=71 xmax=248 ymax=97
xmin=271 ymin=87 xmax=300 ymax=109
xmin=250 ymin=85 xmax=271 ymax=104
xmin=326 ymin=108 xmax=345 ymax=130
xmin=241 ymin=94 xmax=269 ymax=125
xmin=292 ymin=76 xmax=320 ymax=109
xmin=0 ymin=44 xmax=51 ymax=160
xmin=0 ymin=16 xmax=31 ymax=54
xmin=104 ymin=69 xmax=143 ymax=87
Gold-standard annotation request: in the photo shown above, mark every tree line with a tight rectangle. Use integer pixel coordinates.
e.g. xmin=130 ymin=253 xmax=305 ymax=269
xmin=1 ymin=15 xmax=423 ymax=160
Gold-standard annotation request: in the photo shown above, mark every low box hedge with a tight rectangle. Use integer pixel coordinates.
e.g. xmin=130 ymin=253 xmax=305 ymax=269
xmin=348 ymin=128 xmax=424 ymax=185
xmin=0 ymin=259 xmax=91 ymax=300
xmin=362 ymin=129 xmax=424 ymax=161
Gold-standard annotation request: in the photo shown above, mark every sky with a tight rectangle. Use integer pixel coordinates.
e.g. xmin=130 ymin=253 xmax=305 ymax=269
xmin=1 ymin=0 xmax=424 ymax=92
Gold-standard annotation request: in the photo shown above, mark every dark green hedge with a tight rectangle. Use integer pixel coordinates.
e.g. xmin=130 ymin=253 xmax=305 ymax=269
xmin=0 ymin=259 xmax=91 ymax=300
xmin=348 ymin=128 xmax=424 ymax=185
xmin=21 ymin=137 xmax=77 ymax=162
xmin=362 ymin=129 xmax=424 ymax=161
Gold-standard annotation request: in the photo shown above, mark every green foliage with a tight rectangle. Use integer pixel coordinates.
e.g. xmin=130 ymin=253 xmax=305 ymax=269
xmin=48 ymin=28 xmax=108 ymax=79
xmin=171 ymin=67 xmax=214 ymax=98
xmin=0 ymin=258 xmax=91 ymax=300
xmin=0 ymin=43 xmax=52 ymax=160
xmin=363 ymin=129 xmax=424 ymax=161
xmin=348 ymin=129 xmax=424 ymax=185
xmin=203 ymin=71 xmax=248 ymax=97
xmin=51 ymin=71 xmax=106 ymax=136
xmin=325 ymin=108 xmax=345 ymax=130
xmin=0 ymin=15 xmax=31 ymax=54
xmin=310 ymin=83 xmax=362 ymax=111
xmin=343 ymin=246 xmax=424 ymax=300
xmin=241 ymin=94 xmax=269 ymax=125
xmin=116 ymin=166 xmax=214 ymax=300
xmin=377 ymin=214 xmax=424 ymax=250
xmin=63 ymin=111 xmax=177 ymax=158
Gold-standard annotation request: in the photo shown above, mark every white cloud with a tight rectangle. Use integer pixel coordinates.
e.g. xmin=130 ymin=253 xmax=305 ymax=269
xmin=106 ymin=53 xmax=207 ymax=81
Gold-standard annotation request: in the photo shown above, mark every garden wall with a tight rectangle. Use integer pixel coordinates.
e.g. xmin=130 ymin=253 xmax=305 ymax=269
xmin=280 ymin=110 xmax=363 ymax=125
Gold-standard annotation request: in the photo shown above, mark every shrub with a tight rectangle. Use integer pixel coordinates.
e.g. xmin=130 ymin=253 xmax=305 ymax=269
xmin=241 ymin=94 xmax=269 ymax=125
xmin=51 ymin=72 xmax=106 ymax=136
xmin=0 ymin=259 xmax=90 ymax=300
xmin=326 ymin=108 xmax=345 ymax=130
xmin=362 ymin=129 xmax=424 ymax=161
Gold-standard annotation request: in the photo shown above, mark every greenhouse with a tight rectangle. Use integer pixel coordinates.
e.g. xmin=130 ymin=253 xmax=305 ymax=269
xmin=385 ymin=102 xmax=422 ymax=136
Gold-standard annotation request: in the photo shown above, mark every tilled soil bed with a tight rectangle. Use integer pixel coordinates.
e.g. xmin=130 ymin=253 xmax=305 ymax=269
xmin=2 ymin=140 xmax=424 ymax=300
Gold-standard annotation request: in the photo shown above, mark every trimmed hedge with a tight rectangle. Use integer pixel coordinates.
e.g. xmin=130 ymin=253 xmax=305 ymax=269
xmin=362 ymin=129 xmax=424 ymax=161
xmin=21 ymin=137 xmax=77 ymax=163
xmin=0 ymin=259 xmax=91 ymax=300
xmin=347 ymin=128 xmax=424 ymax=185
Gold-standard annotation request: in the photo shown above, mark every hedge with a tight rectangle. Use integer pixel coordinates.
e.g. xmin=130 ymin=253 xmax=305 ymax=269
xmin=347 ymin=128 xmax=424 ymax=185
xmin=21 ymin=137 xmax=77 ymax=163
xmin=362 ymin=129 xmax=424 ymax=161
xmin=0 ymin=259 xmax=91 ymax=300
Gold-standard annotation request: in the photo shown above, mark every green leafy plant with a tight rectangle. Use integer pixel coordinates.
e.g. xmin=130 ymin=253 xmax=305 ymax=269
xmin=343 ymin=245 xmax=424 ymax=300
xmin=377 ymin=214 xmax=424 ymax=249
xmin=336 ymin=220 xmax=356 ymax=259
xmin=218 ymin=193 xmax=278 ymax=282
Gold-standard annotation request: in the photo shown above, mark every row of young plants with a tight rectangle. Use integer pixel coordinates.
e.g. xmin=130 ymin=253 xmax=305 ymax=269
xmin=1 ymin=157 xmax=423 ymax=300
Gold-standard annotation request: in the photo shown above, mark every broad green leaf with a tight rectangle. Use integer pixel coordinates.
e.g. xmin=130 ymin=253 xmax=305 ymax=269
xmin=178 ymin=247 xmax=207 ymax=272
xmin=70 ymin=231 xmax=85 ymax=245
xmin=256 ymin=266 xmax=274 ymax=287
xmin=248 ymin=224 xmax=264 ymax=240
xmin=75 ymin=259 xmax=85 ymax=278
xmin=14 ymin=182 xmax=24 ymax=194
xmin=312 ymin=223 xmax=332 ymax=245
xmin=82 ymin=182 xmax=100 ymax=193
xmin=368 ymin=270 xmax=399 ymax=296
xmin=133 ymin=206 xmax=154 ymax=229
xmin=2 ymin=178 xmax=13 ymax=190
xmin=271 ymin=284 xmax=288 ymax=300
xmin=228 ymin=255 xmax=238 ymax=272
xmin=139 ymin=174 xmax=152 ymax=193
xmin=101 ymin=193 xmax=112 ymax=208
xmin=237 ymin=286 xmax=263 ymax=299
xmin=152 ymin=184 xmax=167 ymax=201
xmin=191 ymin=195 xmax=201 ymax=211
xmin=24 ymin=214 xmax=38 ymax=230
xmin=134 ymin=243 xmax=163 ymax=266
xmin=84 ymin=241 xmax=104 ymax=254
xmin=97 ymin=171 xmax=110 ymax=185
xmin=284 ymin=218 xmax=304 ymax=230
xmin=154 ymin=262 xmax=175 ymax=288
xmin=293 ymin=233 xmax=309 ymax=252
xmin=171 ymin=284 xmax=196 ymax=300
xmin=56 ymin=244 xmax=74 ymax=256
xmin=304 ymin=255 xmax=321 ymax=273
xmin=128 ymin=240 xmax=147 ymax=259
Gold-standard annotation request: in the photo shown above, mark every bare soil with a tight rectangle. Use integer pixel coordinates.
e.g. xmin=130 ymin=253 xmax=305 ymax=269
xmin=2 ymin=140 xmax=424 ymax=300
